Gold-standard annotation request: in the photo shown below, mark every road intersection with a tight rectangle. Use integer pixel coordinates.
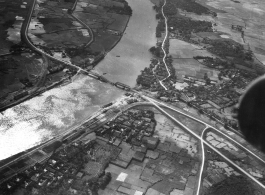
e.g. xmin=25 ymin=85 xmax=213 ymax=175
xmin=142 ymin=95 xmax=265 ymax=192
xmin=17 ymin=0 xmax=265 ymax=193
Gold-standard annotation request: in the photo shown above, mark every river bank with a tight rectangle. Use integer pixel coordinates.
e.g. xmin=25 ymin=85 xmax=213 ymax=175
xmin=0 ymin=0 xmax=159 ymax=161
xmin=94 ymin=0 xmax=158 ymax=87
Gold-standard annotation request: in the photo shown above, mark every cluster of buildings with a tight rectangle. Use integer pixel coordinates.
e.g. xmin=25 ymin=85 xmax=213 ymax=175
xmin=0 ymin=133 xmax=113 ymax=195
xmin=137 ymin=48 xmax=261 ymax=130
xmin=206 ymin=131 xmax=265 ymax=179
xmin=0 ymin=101 xmax=205 ymax=195
xmin=95 ymin=108 xmax=157 ymax=147
xmin=136 ymin=57 xmax=177 ymax=91
xmin=0 ymin=142 xmax=85 ymax=194
xmin=94 ymin=107 xmax=201 ymax=195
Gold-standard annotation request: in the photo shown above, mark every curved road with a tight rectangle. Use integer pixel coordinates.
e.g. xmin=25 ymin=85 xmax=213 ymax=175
xmin=22 ymin=0 xmax=93 ymax=75
xmin=145 ymin=96 xmax=265 ymax=164
xmin=159 ymin=0 xmax=171 ymax=90
xmin=12 ymin=0 xmax=265 ymax=192
xmin=144 ymin=96 xmax=265 ymax=190
xmin=69 ymin=0 xmax=94 ymax=47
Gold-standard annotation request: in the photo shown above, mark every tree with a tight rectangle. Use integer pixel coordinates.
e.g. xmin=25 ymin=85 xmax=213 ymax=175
xmin=97 ymin=172 xmax=111 ymax=190
xmin=204 ymin=73 xmax=208 ymax=80
xmin=149 ymin=46 xmax=156 ymax=53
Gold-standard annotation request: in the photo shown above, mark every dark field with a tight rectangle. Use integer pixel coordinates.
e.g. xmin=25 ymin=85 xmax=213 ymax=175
xmin=0 ymin=0 xmax=31 ymax=54
xmin=90 ymin=30 xmax=121 ymax=52
xmin=107 ymin=13 xmax=129 ymax=32
xmin=0 ymin=53 xmax=45 ymax=100
xmin=38 ymin=29 xmax=90 ymax=47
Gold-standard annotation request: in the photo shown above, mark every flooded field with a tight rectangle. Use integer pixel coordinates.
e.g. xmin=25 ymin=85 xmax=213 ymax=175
xmin=0 ymin=0 xmax=158 ymax=160
xmin=0 ymin=75 xmax=123 ymax=160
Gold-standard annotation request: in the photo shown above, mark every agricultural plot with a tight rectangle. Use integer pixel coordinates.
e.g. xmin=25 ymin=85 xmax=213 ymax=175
xmin=196 ymin=0 xmax=265 ymax=65
xmin=35 ymin=18 xmax=81 ymax=33
xmin=90 ymin=30 xmax=121 ymax=52
xmin=169 ymin=39 xmax=214 ymax=58
xmin=196 ymin=32 xmax=227 ymax=40
xmin=84 ymin=0 xmax=124 ymax=8
xmin=37 ymin=29 xmax=90 ymax=47
xmin=107 ymin=13 xmax=129 ymax=32
xmin=0 ymin=0 xmax=31 ymax=54
xmin=73 ymin=12 xmax=114 ymax=30
xmin=28 ymin=0 xmax=131 ymax=69
xmin=172 ymin=58 xmax=220 ymax=80
xmin=0 ymin=53 xmax=45 ymax=101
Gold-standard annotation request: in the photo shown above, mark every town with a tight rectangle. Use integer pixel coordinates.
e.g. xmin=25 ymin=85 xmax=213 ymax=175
xmin=0 ymin=106 xmax=203 ymax=195
xmin=136 ymin=0 xmax=264 ymax=132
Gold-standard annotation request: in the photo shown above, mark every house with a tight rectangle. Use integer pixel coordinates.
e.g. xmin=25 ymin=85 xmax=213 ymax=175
xmin=76 ymin=172 xmax=84 ymax=178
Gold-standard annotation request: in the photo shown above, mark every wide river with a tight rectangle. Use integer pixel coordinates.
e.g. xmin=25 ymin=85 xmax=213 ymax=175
xmin=0 ymin=0 xmax=157 ymax=160
xmin=95 ymin=0 xmax=157 ymax=87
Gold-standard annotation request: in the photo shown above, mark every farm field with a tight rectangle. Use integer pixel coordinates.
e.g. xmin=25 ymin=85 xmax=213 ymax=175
xmin=169 ymin=39 xmax=214 ymax=58
xmin=0 ymin=53 xmax=45 ymax=103
xmin=196 ymin=0 xmax=265 ymax=65
xmin=37 ymin=29 xmax=90 ymax=47
xmin=107 ymin=13 xmax=129 ymax=32
xmin=0 ymin=0 xmax=49 ymax=108
xmin=0 ymin=0 xmax=31 ymax=54
xmin=172 ymin=58 xmax=218 ymax=81
xmin=90 ymin=30 xmax=121 ymax=52
xmin=28 ymin=0 xmax=131 ymax=69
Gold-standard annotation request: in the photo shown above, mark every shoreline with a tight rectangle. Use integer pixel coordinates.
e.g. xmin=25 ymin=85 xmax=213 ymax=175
xmin=102 ymin=15 xmax=131 ymax=57
xmin=0 ymin=0 xmax=132 ymax=113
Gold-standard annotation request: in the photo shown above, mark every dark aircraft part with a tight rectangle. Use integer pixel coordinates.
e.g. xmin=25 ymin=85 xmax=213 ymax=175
xmin=238 ymin=76 xmax=265 ymax=152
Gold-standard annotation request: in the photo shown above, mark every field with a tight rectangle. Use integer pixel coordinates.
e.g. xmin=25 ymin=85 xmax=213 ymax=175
xmin=0 ymin=0 xmax=31 ymax=54
xmin=73 ymin=12 xmax=113 ymax=30
xmin=107 ymin=13 xmax=129 ymax=32
xmin=0 ymin=53 xmax=45 ymax=101
xmin=28 ymin=0 xmax=131 ymax=69
xmin=196 ymin=0 xmax=265 ymax=65
xmin=37 ymin=29 xmax=90 ymax=47
xmin=90 ymin=30 xmax=121 ymax=52
xmin=169 ymin=39 xmax=214 ymax=58
xmin=172 ymin=58 xmax=220 ymax=80
xmin=36 ymin=18 xmax=80 ymax=33
xmin=196 ymin=32 xmax=226 ymax=40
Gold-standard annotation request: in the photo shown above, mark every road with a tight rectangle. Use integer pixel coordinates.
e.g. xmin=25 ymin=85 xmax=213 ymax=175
xmin=196 ymin=127 xmax=207 ymax=195
xmin=0 ymin=0 xmax=48 ymax=112
xmin=4 ymin=0 xmax=264 ymax=192
xmin=22 ymin=0 xmax=90 ymax=73
xmin=69 ymin=0 xmax=94 ymax=47
xmin=144 ymin=95 xmax=265 ymax=164
xmin=159 ymin=0 xmax=171 ymax=90
xmin=143 ymin=95 xmax=265 ymax=190
xmin=0 ymin=106 xmax=120 ymax=184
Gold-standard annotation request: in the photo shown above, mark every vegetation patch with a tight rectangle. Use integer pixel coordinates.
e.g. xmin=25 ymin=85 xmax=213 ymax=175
xmin=166 ymin=0 xmax=216 ymax=16
xmin=91 ymin=30 xmax=121 ymax=52
xmin=204 ymin=176 xmax=256 ymax=195
xmin=39 ymin=29 xmax=90 ymax=47
xmin=107 ymin=13 xmax=129 ymax=32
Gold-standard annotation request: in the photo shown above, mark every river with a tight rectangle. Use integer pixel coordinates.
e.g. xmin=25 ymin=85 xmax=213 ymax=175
xmin=0 ymin=0 xmax=157 ymax=160
xmin=94 ymin=0 xmax=157 ymax=87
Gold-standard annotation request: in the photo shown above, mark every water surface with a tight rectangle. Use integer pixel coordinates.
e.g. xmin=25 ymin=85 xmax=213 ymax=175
xmin=94 ymin=0 xmax=157 ymax=87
